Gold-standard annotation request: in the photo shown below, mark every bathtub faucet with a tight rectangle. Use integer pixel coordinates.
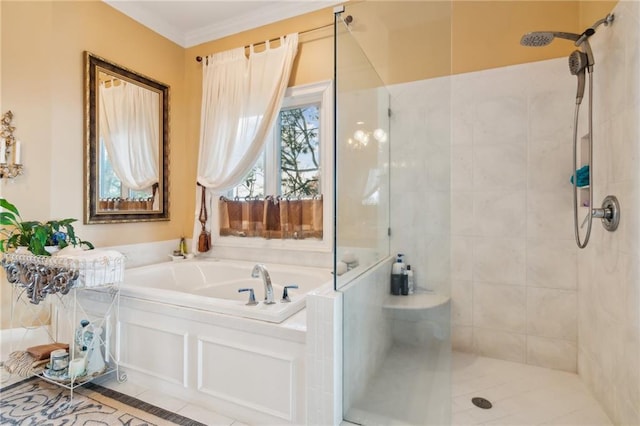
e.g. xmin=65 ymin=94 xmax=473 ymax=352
xmin=251 ymin=264 xmax=275 ymax=304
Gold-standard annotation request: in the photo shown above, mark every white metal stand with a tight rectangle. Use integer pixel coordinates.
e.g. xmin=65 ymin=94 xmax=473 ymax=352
xmin=2 ymin=251 xmax=126 ymax=406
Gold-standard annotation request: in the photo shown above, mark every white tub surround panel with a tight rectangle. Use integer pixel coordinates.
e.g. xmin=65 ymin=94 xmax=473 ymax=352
xmin=306 ymin=286 xmax=343 ymax=426
xmin=80 ymin=286 xmax=309 ymax=425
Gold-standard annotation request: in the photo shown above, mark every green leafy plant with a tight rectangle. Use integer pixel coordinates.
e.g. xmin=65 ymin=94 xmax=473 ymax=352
xmin=0 ymin=198 xmax=94 ymax=256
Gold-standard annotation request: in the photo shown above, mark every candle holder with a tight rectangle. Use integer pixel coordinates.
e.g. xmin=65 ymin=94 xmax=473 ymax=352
xmin=0 ymin=111 xmax=24 ymax=179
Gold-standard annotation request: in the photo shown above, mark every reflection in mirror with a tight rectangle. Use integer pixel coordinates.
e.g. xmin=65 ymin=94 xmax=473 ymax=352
xmin=84 ymin=52 xmax=169 ymax=223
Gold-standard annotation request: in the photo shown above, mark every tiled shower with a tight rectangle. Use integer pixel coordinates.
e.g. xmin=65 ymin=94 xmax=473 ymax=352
xmin=341 ymin=1 xmax=638 ymax=425
xmin=450 ymin=1 xmax=639 ymax=423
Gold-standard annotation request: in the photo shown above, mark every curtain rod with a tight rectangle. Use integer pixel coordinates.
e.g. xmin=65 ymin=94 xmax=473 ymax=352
xmin=195 ymin=21 xmax=334 ymax=63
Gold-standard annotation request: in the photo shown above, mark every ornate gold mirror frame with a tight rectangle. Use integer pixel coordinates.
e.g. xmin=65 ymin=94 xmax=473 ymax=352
xmin=84 ymin=52 xmax=169 ymax=224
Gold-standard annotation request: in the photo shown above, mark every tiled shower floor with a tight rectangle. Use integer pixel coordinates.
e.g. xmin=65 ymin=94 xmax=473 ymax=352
xmin=344 ymin=351 xmax=612 ymax=426
xmin=452 ymin=352 xmax=612 ymax=425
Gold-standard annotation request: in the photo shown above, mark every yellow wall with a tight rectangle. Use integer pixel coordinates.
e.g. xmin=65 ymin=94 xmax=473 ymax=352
xmin=452 ymin=1 xmax=582 ymax=75
xmin=0 ymin=0 xmax=188 ymax=328
xmin=344 ymin=1 xmax=618 ymax=84
xmin=579 ymin=0 xmax=618 ymax=28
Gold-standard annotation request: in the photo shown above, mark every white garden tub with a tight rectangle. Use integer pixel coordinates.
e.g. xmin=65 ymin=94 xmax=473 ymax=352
xmin=120 ymin=258 xmax=332 ymax=323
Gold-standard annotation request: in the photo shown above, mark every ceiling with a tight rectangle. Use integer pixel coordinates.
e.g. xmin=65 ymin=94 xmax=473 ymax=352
xmin=104 ymin=1 xmax=338 ymax=48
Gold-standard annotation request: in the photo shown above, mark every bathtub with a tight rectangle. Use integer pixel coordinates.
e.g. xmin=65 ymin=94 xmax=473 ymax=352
xmin=64 ymin=258 xmax=333 ymax=424
xmin=119 ymin=259 xmax=332 ymax=323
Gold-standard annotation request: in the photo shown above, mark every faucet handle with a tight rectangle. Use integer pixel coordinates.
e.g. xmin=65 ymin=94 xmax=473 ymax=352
xmin=281 ymin=285 xmax=299 ymax=303
xmin=238 ymin=288 xmax=258 ymax=306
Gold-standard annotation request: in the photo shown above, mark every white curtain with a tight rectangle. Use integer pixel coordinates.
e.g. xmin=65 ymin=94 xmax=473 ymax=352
xmin=194 ymin=33 xmax=298 ymax=252
xmin=99 ymin=82 xmax=160 ymax=191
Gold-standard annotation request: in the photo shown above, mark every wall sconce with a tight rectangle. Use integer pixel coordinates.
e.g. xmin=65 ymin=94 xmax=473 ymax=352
xmin=0 ymin=111 xmax=24 ymax=179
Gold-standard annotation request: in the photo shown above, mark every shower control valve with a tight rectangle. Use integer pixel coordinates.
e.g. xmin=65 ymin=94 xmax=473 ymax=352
xmin=594 ymin=195 xmax=620 ymax=232
xmin=281 ymin=285 xmax=299 ymax=303
xmin=238 ymin=288 xmax=258 ymax=306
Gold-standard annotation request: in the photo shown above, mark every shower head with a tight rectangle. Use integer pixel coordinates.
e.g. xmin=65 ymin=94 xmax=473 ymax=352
xmin=568 ymin=50 xmax=588 ymax=75
xmin=521 ymin=14 xmax=613 ymax=66
xmin=520 ymin=32 xmax=554 ymax=47
xmin=520 ymin=31 xmax=580 ymax=47
xmin=569 ymin=50 xmax=588 ymax=104
xmin=520 ymin=30 xmax=595 ymax=69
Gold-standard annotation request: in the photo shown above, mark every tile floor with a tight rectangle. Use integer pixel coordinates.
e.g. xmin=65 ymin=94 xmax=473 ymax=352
xmin=345 ymin=342 xmax=451 ymax=425
xmin=452 ymin=352 xmax=612 ymax=426
xmin=0 ymin=370 xmax=246 ymax=425
xmin=91 ymin=375 xmax=249 ymax=426
xmin=3 ymin=350 xmax=614 ymax=426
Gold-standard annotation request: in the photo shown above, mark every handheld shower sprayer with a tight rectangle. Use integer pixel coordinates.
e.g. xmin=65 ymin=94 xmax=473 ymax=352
xmin=520 ymin=13 xmax=617 ymax=249
xmin=568 ymin=50 xmax=588 ymax=104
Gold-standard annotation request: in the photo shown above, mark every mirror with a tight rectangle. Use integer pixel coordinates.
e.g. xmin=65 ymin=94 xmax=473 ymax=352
xmin=84 ymin=51 xmax=169 ymax=224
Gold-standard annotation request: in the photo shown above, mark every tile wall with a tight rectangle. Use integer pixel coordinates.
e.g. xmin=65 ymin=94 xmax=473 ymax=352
xmin=449 ymin=57 xmax=580 ymax=372
xmin=388 ymin=78 xmax=451 ymax=297
xmin=578 ymin=1 xmax=640 ymax=424
xmin=341 ymin=258 xmax=394 ymax=419
xmin=306 ymin=287 xmax=343 ymax=426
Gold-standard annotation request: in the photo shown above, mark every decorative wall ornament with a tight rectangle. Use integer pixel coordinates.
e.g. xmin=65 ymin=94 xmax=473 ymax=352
xmin=0 ymin=111 xmax=24 ymax=179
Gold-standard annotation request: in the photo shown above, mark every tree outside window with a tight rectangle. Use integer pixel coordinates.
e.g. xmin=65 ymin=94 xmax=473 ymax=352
xmin=230 ymin=103 xmax=321 ymax=199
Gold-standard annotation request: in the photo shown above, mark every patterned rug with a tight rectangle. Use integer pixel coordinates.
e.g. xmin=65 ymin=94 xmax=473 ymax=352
xmin=0 ymin=376 xmax=206 ymax=425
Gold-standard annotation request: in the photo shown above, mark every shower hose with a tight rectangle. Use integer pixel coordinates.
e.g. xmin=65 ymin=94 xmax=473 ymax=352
xmin=572 ymin=69 xmax=594 ymax=249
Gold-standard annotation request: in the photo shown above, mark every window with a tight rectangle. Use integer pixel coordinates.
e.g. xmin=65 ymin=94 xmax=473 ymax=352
xmin=228 ymin=101 xmax=322 ymax=199
xmin=219 ymin=81 xmax=333 ymax=247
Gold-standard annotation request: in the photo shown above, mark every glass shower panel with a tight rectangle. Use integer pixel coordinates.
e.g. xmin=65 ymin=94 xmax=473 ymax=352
xmin=334 ymin=12 xmax=390 ymax=291
xmin=337 ymin=2 xmax=452 ymax=424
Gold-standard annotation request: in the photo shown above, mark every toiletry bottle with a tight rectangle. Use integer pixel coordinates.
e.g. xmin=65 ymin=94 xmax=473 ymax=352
xmin=390 ymin=254 xmax=405 ymax=296
xmin=401 ymin=266 xmax=409 ymax=296
xmin=406 ymin=265 xmax=415 ymax=295
xmin=179 ymin=237 xmax=187 ymax=255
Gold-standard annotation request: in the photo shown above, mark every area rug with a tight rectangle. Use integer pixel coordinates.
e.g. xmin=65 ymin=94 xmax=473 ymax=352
xmin=0 ymin=376 xmax=206 ymax=425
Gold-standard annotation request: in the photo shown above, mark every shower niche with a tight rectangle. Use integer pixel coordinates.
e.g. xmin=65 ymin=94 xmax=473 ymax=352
xmin=578 ymin=133 xmax=590 ymax=208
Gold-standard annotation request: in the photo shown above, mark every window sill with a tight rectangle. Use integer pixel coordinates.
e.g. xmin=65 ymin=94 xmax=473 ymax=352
xmin=213 ymin=234 xmax=331 ymax=253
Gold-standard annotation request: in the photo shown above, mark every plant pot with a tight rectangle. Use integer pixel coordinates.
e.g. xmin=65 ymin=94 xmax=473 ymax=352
xmin=44 ymin=246 xmax=60 ymax=255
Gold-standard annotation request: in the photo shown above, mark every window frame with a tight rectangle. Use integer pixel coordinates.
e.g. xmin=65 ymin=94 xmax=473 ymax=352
xmin=213 ymin=80 xmax=333 ymax=253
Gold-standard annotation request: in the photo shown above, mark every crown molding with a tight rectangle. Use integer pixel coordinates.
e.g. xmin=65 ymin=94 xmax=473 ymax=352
xmin=184 ymin=1 xmax=338 ymax=48
xmin=104 ymin=0 xmax=187 ymax=46
xmin=103 ymin=1 xmax=339 ymax=49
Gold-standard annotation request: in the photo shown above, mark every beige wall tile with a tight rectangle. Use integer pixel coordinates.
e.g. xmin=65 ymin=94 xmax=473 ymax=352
xmin=473 ymin=328 xmax=526 ymax=363
xmin=527 ymin=287 xmax=578 ymax=341
xmin=474 ymin=283 xmax=526 ymax=333
xmin=526 ymin=336 xmax=577 ymax=372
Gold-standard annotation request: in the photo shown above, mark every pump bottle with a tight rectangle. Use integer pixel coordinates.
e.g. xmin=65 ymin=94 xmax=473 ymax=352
xmin=390 ymin=254 xmax=405 ymax=296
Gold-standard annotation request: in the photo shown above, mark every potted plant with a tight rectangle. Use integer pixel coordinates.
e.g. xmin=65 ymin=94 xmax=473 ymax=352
xmin=0 ymin=198 xmax=94 ymax=256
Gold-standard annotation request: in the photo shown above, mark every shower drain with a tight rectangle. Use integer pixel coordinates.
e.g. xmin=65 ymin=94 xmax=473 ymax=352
xmin=471 ymin=397 xmax=493 ymax=409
